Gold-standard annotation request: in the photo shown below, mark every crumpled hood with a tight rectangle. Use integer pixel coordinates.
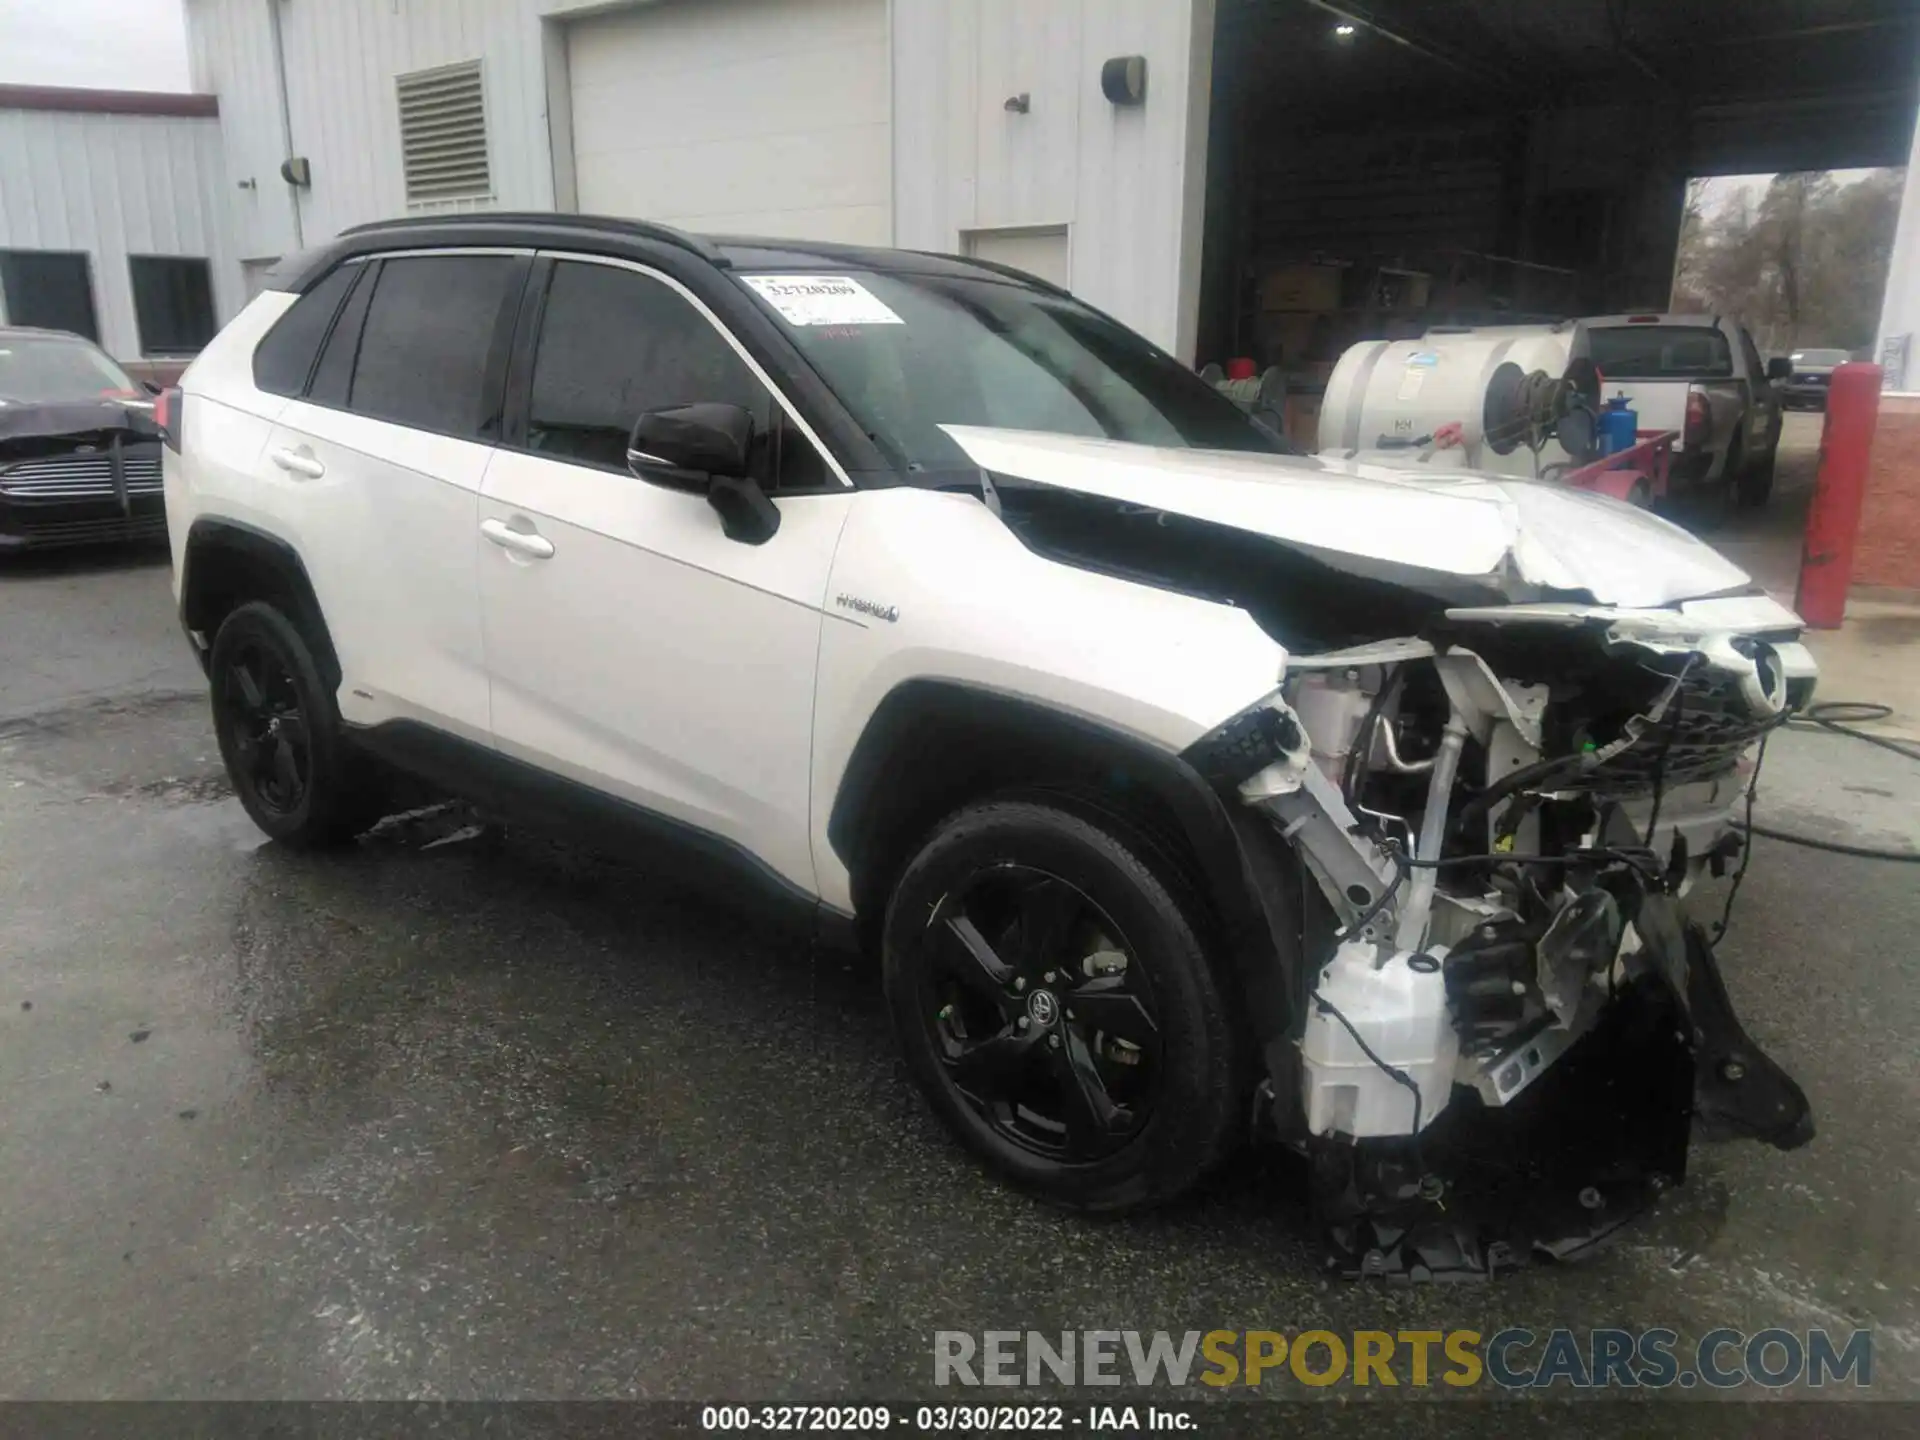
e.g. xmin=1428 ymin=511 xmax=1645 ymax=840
xmin=0 ymin=396 xmax=158 ymax=445
xmin=942 ymin=425 xmax=1754 ymax=610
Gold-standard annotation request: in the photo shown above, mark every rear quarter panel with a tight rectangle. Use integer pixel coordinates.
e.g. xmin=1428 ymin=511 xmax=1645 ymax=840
xmin=163 ymin=294 xmax=297 ymax=599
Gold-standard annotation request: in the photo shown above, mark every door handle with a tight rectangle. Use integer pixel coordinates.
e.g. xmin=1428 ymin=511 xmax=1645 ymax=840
xmin=480 ymin=516 xmax=555 ymax=560
xmin=268 ymin=446 xmax=326 ymax=479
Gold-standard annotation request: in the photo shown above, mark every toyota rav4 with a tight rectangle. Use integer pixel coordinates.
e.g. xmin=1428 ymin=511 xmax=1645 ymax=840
xmin=164 ymin=215 xmax=1814 ymax=1279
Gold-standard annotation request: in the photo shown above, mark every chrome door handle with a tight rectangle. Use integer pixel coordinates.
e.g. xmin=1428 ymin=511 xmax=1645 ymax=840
xmin=480 ymin=517 xmax=555 ymax=560
xmin=268 ymin=446 xmax=325 ymax=479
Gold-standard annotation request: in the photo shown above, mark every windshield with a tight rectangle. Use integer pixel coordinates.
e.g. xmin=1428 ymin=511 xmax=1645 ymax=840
xmin=736 ymin=270 xmax=1290 ymax=470
xmin=1790 ymin=349 xmax=1850 ymax=367
xmin=0 ymin=334 xmax=139 ymax=404
xmin=1587 ymin=325 xmax=1733 ymax=380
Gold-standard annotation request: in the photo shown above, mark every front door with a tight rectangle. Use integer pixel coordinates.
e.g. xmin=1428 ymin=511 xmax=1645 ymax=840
xmin=477 ymin=255 xmax=852 ymax=894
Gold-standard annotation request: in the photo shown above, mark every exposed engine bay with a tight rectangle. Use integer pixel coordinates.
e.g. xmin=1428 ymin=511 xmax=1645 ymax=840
xmin=1186 ymin=611 xmax=1816 ymax=1279
xmin=944 ymin=423 xmax=1821 ymax=1279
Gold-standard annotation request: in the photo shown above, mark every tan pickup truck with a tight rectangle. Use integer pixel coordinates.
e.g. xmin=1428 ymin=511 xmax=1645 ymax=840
xmin=1582 ymin=313 xmax=1788 ymax=507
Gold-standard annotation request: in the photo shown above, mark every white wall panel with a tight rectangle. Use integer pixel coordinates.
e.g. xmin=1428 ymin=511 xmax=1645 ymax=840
xmin=0 ymin=107 xmax=243 ymax=361
xmin=892 ymin=0 xmax=1213 ymax=359
xmin=184 ymin=0 xmax=301 ymax=260
xmin=181 ymin=0 xmax=1212 ymax=357
xmin=184 ymin=0 xmax=625 ymax=250
xmin=566 ymin=0 xmax=890 ymax=242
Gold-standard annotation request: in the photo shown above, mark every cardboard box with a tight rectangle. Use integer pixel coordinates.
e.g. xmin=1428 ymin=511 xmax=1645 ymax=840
xmin=1259 ymin=263 xmax=1344 ymax=313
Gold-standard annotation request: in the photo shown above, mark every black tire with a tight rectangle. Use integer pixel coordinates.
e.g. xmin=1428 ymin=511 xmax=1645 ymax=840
xmin=208 ymin=600 xmax=383 ymax=847
xmin=1719 ymin=433 xmax=1745 ymax=506
xmin=1738 ymin=431 xmax=1777 ymax=508
xmin=882 ymin=798 xmax=1246 ymax=1213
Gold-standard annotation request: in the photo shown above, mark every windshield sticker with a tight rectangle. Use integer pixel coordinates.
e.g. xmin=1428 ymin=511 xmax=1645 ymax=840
xmin=742 ymin=275 xmax=904 ymax=327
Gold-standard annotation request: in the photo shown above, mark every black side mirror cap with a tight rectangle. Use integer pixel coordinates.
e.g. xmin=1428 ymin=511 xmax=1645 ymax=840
xmin=1766 ymin=357 xmax=1793 ymax=381
xmin=706 ymin=472 xmax=782 ymax=545
xmin=628 ymin=402 xmax=755 ymax=481
xmin=627 ymin=402 xmax=778 ymax=545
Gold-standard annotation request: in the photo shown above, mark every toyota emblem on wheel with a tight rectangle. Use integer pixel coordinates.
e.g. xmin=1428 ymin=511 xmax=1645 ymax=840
xmin=1026 ymin=990 xmax=1059 ymax=1027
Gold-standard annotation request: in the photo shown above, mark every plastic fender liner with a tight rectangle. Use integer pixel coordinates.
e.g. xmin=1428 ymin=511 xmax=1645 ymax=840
xmin=179 ymin=518 xmax=340 ymax=688
xmin=826 ymin=679 xmax=1306 ymax=1055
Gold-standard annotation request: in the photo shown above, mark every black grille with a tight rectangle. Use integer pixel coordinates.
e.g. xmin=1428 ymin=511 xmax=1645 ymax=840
xmin=1579 ymin=669 xmax=1773 ymax=800
xmin=0 ymin=450 xmax=163 ymax=500
xmin=6 ymin=512 xmax=167 ymax=548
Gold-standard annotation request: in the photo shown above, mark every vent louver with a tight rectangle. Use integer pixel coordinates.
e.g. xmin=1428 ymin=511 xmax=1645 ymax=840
xmin=397 ymin=60 xmax=491 ymax=204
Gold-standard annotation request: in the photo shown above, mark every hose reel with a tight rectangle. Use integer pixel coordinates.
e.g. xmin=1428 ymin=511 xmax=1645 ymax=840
xmin=1483 ymin=358 xmax=1603 ymax=461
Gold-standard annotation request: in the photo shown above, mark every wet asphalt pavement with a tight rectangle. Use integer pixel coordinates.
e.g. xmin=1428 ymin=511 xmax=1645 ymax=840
xmin=1 ymin=450 xmax=1917 ymax=1423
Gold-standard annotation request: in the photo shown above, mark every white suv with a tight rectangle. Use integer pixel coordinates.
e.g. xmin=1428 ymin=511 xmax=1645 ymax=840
xmin=164 ymin=215 xmax=1815 ymax=1278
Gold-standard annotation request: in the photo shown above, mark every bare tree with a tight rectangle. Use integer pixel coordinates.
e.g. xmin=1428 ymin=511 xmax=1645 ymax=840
xmin=1670 ymin=169 xmax=1901 ymax=354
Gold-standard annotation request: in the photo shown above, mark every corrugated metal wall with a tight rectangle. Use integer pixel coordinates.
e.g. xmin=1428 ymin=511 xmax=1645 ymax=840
xmin=891 ymin=0 xmax=1214 ymax=357
xmin=184 ymin=0 xmax=1214 ymax=354
xmin=184 ymin=0 xmax=602 ymax=254
xmin=0 ymin=107 xmax=243 ymax=362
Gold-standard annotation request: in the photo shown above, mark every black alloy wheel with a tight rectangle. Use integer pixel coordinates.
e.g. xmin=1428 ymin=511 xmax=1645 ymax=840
xmin=208 ymin=600 xmax=384 ymax=847
xmin=922 ymin=864 xmax=1162 ymax=1162
xmin=884 ymin=799 xmax=1245 ymax=1212
xmin=219 ymin=640 xmax=310 ymax=817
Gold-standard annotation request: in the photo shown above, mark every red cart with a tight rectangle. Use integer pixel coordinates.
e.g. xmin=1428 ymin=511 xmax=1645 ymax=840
xmin=1560 ymin=430 xmax=1676 ymax=508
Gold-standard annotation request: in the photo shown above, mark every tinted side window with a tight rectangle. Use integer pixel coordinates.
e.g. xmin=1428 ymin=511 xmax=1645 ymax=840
xmin=348 ymin=255 xmax=518 ymax=439
xmin=1737 ymin=327 xmax=1765 ymax=381
xmin=253 ymin=263 xmax=359 ymax=397
xmin=308 ymin=262 xmax=377 ymax=408
xmin=526 ymin=261 xmax=829 ymax=490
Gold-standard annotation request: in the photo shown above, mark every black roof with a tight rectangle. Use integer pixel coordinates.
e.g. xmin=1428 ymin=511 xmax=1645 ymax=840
xmin=274 ymin=211 xmax=1061 ymax=296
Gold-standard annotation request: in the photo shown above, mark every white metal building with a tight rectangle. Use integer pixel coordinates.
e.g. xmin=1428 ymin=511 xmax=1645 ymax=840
xmin=0 ymin=85 xmax=245 ymax=369
xmin=177 ymin=0 xmax=1917 ymax=376
xmin=182 ymin=0 xmax=1212 ymax=356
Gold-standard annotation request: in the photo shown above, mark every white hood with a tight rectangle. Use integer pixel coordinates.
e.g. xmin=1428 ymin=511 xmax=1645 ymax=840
xmin=942 ymin=426 xmax=1753 ymax=610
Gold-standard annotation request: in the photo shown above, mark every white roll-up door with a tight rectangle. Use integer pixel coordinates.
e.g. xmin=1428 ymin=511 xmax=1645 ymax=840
xmin=566 ymin=0 xmax=891 ymax=245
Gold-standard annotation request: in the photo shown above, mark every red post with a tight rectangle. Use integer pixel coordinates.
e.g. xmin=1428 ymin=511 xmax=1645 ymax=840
xmin=1795 ymin=362 xmax=1883 ymax=629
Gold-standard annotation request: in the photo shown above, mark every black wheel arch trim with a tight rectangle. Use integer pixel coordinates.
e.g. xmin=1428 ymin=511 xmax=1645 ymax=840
xmin=826 ymin=678 xmax=1303 ymax=1050
xmin=179 ymin=517 xmax=341 ymax=689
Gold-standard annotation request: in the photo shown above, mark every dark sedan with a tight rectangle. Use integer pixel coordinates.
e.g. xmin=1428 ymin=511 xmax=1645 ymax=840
xmin=0 ymin=327 xmax=167 ymax=551
xmin=1780 ymin=347 xmax=1852 ymax=411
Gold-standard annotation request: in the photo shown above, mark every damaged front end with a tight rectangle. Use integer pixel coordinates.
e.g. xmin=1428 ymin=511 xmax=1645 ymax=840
xmin=0 ymin=399 xmax=166 ymax=550
xmin=1186 ymin=605 xmax=1817 ymax=1280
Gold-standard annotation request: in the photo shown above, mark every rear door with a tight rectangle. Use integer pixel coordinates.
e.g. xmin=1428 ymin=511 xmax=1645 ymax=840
xmin=476 ymin=253 xmax=854 ymax=894
xmin=262 ymin=249 xmax=529 ymax=741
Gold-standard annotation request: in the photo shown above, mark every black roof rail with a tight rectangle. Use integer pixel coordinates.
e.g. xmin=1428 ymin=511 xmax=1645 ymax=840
xmin=336 ymin=211 xmax=730 ymax=266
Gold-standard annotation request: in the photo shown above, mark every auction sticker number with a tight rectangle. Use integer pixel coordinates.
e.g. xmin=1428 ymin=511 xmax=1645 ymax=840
xmin=701 ymin=1406 xmax=897 ymax=1430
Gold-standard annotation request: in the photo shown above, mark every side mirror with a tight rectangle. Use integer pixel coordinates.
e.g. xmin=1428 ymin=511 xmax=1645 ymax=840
xmin=1766 ymin=357 xmax=1793 ymax=381
xmin=627 ymin=402 xmax=779 ymax=545
xmin=142 ymin=379 xmax=163 ymax=396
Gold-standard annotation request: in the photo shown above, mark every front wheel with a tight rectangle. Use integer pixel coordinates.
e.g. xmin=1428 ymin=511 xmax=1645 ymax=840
xmin=882 ymin=799 xmax=1246 ymax=1213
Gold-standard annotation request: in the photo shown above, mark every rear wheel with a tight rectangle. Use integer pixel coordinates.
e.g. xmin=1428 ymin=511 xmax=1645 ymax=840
xmin=210 ymin=601 xmax=384 ymax=847
xmin=1738 ymin=429 xmax=1778 ymax=508
xmin=883 ymin=799 xmax=1245 ymax=1212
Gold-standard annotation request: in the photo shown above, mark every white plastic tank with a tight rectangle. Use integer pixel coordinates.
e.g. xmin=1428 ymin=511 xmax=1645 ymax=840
xmin=1318 ymin=325 xmax=1581 ymax=478
xmin=1301 ymin=940 xmax=1458 ymax=1138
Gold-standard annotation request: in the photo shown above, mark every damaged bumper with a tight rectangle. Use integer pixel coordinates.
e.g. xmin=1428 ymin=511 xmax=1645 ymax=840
xmin=1185 ymin=599 xmax=1816 ymax=1278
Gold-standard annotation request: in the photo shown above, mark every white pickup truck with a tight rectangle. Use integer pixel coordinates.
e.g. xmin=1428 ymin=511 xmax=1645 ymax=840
xmin=1582 ymin=313 xmax=1787 ymax=507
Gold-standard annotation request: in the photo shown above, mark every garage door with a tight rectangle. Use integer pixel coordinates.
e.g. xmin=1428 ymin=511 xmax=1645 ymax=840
xmin=566 ymin=0 xmax=891 ymax=245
